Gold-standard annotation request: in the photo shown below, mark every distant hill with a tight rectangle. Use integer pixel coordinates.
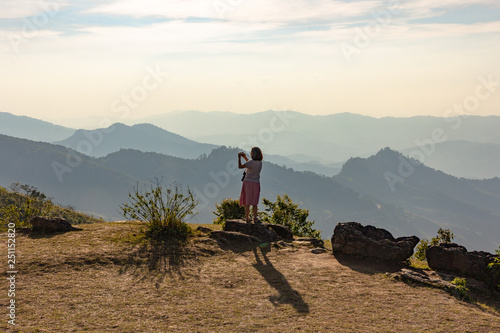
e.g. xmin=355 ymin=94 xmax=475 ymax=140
xmin=0 ymin=134 xmax=139 ymax=219
xmin=55 ymin=123 xmax=218 ymax=158
xmin=402 ymin=140 xmax=500 ymax=179
xmin=138 ymin=111 xmax=500 ymax=178
xmin=0 ymin=111 xmax=75 ymax=142
xmin=334 ymin=148 xmax=500 ymax=252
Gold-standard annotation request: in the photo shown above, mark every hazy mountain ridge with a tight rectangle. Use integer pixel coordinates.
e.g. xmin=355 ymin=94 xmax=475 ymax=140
xmin=402 ymin=140 xmax=500 ymax=179
xmin=334 ymin=148 xmax=500 ymax=251
xmin=0 ymin=111 xmax=75 ymax=142
xmin=137 ymin=111 xmax=500 ymax=179
xmin=2 ymin=111 xmax=500 ymax=178
xmin=55 ymin=123 xmax=218 ymax=159
xmin=0 ymin=134 xmax=140 ymax=219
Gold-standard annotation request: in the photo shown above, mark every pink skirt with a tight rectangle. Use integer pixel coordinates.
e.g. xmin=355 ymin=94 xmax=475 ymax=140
xmin=239 ymin=181 xmax=261 ymax=206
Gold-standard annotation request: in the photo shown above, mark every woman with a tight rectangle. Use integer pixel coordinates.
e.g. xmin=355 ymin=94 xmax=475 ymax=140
xmin=238 ymin=147 xmax=263 ymax=223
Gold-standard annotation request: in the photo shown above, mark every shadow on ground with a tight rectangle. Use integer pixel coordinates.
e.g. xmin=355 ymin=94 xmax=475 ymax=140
xmin=333 ymin=253 xmax=403 ymax=275
xmin=119 ymin=239 xmax=199 ymax=283
xmin=252 ymin=246 xmax=310 ymax=314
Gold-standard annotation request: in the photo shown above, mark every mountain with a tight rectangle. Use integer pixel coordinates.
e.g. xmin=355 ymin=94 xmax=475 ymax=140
xmin=402 ymin=140 xmax=500 ymax=179
xmin=0 ymin=134 xmax=438 ymax=246
xmin=55 ymin=123 xmax=218 ymax=158
xmin=334 ymin=148 xmax=500 ymax=252
xmin=1 ymin=134 xmax=498 ymax=252
xmin=0 ymin=111 xmax=75 ymax=142
xmin=137 ymin=111 xmax=500 ymax=178
xmin=0 ymin=134 xmax=139 ymax=218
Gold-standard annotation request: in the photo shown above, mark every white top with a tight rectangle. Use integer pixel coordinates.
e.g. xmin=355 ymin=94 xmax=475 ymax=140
xmin=243 ymin=160 xmax=262 ymax=183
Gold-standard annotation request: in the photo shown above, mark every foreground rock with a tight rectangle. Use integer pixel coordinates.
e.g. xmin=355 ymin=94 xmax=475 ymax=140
xmin=30 ymin=216 xmax=80 ymax=233
xmin=224 ymin=220 xmax=281 ymax=243
xmin=426 ymin=243 xmax=499 ymax=288
xmin=331 ymin=222 xmax=419 ymax=262
xmin=389 ymin=268 xmax=455 ymax=291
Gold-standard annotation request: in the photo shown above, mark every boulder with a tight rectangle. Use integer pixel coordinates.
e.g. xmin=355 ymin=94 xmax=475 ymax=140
xmin=30 ymin=216 xmax=79 ymax=233
xmin=331 ymin=222 xmax=419 ymax=262
xmin=266 ymin=224 xmax=294 ymax=241
xmin=224 ymin=220 xmax=281 ymax=243
xmin=426 ymin=243 xmax=499 ymax=287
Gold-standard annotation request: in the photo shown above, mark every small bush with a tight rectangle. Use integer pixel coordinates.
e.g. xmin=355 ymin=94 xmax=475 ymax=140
xmin=487 ymin=246 xmax=500 ymax=290
xmin=451 ymin=277 xmax=473 ymax=302
xmin=261 ymin=194 xmax=321 ymax=238
xmin=213 ymin=198 xmax=245 ymax=226
xmin=412 ymin=228 xmax=454 ymax=261
xmin=120 ymin=182 xmax=197 ymax=243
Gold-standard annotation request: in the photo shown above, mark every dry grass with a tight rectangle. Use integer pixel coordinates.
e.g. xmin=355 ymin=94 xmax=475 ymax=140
xmin=1 ymin=222 xmax=499 ymax=332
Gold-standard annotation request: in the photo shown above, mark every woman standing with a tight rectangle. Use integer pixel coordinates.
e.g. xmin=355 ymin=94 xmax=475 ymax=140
xmin=238 ymin=147 xmax=263 ymax=223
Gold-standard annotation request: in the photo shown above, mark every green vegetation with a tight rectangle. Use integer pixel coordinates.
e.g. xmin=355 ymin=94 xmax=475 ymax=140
xmin=120 ymin=182 xmax=197 ymax=243
xmin=213 ymin=198 xmax=245 ymax=226
xmin=488 ymin=246 xmax=500 ymax=289
xmin=413 ymin=228 xmax=455 ymax=261
xmin=451 ymin=277 xmax=473 ymax=302
xmin=261 ymin=194 xmax=321 ymax=238
xmin=0 ymin=183 xmax=101 ymax=230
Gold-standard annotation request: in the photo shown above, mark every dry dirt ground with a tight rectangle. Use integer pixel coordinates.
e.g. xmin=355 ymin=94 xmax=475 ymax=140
xmin=1 ymin=222 xmax=499 ymax=332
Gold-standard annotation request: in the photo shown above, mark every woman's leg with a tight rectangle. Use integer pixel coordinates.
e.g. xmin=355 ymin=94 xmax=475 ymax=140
xmin=245 ymin=205 xmax=250 ymax=222
xmin=252 ymin=205 xmax=259 ymax=223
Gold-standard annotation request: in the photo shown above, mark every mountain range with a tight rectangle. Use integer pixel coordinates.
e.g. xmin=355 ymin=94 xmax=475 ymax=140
xmin=54 ymin=123 xmax=218 ymax=159
xmin=1 ymin=111 xmax=500 ymax=179
xmin=1 ymin=131 xmax=499 ymax=252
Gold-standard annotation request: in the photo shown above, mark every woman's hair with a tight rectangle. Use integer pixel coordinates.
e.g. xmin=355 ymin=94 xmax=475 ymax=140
xmin=251 ymin=147 xmax=263 ymax=161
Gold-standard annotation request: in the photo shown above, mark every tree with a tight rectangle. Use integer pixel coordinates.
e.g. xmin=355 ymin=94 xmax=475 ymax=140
xmin=413 ymin=228 xmax=454 ymax=261
xmin=261 ymin=194 xmax=321 ymax=238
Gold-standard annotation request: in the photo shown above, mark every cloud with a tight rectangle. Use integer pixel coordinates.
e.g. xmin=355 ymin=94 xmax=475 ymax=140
xmin=85 ymin=0 xmax=382 ymax=22
xmin=0 ymin=0 xmax=69 ymax=19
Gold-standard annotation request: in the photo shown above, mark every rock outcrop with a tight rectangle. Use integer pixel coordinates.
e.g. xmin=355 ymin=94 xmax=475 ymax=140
xmin=426 ymin=243 xmax=499 ymax=288
xmin=223 ymin=220 xmax=281 ymax=243
xmin=30 ymin=216 xmax=79 ymax=233
xmin=331 ymin=222 xmax=419 ymax=262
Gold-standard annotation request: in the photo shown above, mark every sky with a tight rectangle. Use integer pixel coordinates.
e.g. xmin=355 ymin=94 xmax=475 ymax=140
xmin=1 ymin=0 xmax=500 ymax=127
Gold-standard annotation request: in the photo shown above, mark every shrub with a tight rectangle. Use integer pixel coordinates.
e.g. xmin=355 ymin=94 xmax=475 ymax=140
xmin=261 ymin=194 xmax=321 ymax=238
xmin=0 ymin=183 xmax=54 ymax=228
xmin=413 ymin=239 xmax=429 ymax=261
xmin=213 ymin=198 xmax=245 ymax=226
xmin=451 ymin=277 xmax=473 ymax=302
xmin=120 ymin=182 xmax=197 ymax=243
xmin=413 ymin=228 xmax=454 ymax=261
xmin=487 ymin=246 xmax=500 ymax=290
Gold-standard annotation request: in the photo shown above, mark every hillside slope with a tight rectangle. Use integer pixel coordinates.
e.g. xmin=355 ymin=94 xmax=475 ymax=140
xmin=55 ymin=123 xmax=218 ymax=158
xmin=0 ymin=134 xmax=140 ymax=218
xmin=0 ymin=111 xmax=74 ymax=142
xmin=401 ymin=140 xmax=500 ymax=179
xmin=1 ymin=222 xmax=498 ymax=332
xmin=334 ymin=148 xmax=500 ymax=252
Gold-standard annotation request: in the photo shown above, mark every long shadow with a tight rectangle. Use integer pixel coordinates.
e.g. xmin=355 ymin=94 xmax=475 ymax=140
xmin=252 ymin=247 xmax=309 ymax=314
xmin=119 ymin=239 xmax=197 ymax=283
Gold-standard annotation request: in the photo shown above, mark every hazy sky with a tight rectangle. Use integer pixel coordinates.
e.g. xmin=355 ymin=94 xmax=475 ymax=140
xmin=1 ymin=0 xmax=500 ymax=127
